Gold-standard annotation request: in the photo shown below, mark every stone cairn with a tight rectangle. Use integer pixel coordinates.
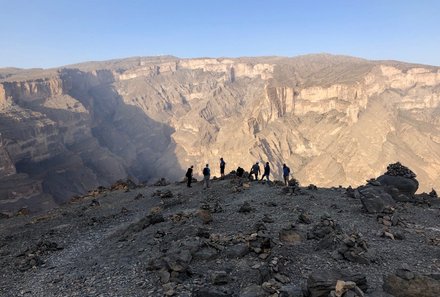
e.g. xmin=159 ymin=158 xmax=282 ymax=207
xmin=153 ymin=177 xmax=171 ymax=187
xmin=335 ymin=233 xmax=370 ymax=265
xmin=384 ymin=162 xmax=416 ymax=178
xmin=307 ymin=215 xmax=371 ymax=264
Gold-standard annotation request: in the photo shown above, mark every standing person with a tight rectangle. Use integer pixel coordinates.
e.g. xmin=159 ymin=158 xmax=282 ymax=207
xmin=251 ymin=162 xmax=261 ymax=181
xmin=283 ymin=163 xmax=291 ymax=186
xmin=185 ymin=165 xmax=194 ymax=187
xmin=202 ymin=164 xmax=211 ymax=189
xmin=260 ymin=162 xmax=271 ymax=181
xmin=220 ymin=158 xmax=226 ymax=178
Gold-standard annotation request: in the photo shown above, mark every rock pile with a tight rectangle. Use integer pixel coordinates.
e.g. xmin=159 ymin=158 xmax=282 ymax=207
xmin=16 ymin=241 xmax=63 ymax=271
xmin=308 ymin=184 xmax=318 ymax=190
xmin=147 ymin=247 xmax=193 ymax=285
xmin=307 ymin=214 xmax=343 ymax=248
xmin=333 ymin=233 xmax=370 ymax=265
xmin=152 ymin=189 xmax=174 ymax=199
xmin=376 ymin=211 xmax=402 ymax=227
xmin=153 ymin=178 xmax=171 ymax=187
xmin=110 ymin=178 xmax=138 ymax=191
xmin=384 ymin=162 xmax=417 ymax=178
xmin=376 ymin=163 xmax=419 ymax=201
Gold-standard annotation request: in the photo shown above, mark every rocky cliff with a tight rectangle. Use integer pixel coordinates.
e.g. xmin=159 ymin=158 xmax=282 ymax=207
xmin=1 ymin=54 xmax=440 ymax=211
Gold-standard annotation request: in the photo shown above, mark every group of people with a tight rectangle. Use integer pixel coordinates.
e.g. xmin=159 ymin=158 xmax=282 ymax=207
xmin=185 ymin=158 xmax=291 ymax=189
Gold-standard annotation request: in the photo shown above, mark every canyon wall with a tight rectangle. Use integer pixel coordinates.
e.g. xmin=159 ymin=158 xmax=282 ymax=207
xmin=1 ymin=55 xmax=440 ymax=212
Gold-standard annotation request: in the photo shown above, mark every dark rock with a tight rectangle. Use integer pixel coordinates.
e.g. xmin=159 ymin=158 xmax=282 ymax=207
xmin=153 ymin=178 xmax=170 ymax=186
xmin=345 ymin=186 xmax=356 ymax=198
xmin=195 ymin=287 xmax=233 ymax=297
xmin=16 ymin=207 xmax=30 ymax=216
xmin=164 ymin=249 xmax=192 ymax=272
xmin=384 ymin=162 xmax=417 ymax=179
xmin=0 ymin=212 xmax=11 ymax=219
xmin=211 ymin=270 xmax=230 ymax=285
xmin=16 ymin=241 xmax=63 ymax=271
xmin=224 ymin=244 xmax=249 ymax=258
xmin=240 ymin=284 xmax=267 ymax=297
xmin=298 ymin=212 xmax=312 ymax=224
xmin=196 ymin=228 xmax=211 ymax=239
xmin=193 ymin=247 xmax=218 ymax=261
xmin=239 ymin=201 xmax=253 ymax=213
xmin=262 ymin=214 xmax=274 ymax=223
xmin=149 ymin=213 xmax=165 ymax=225
xmin=153 ymin=189 xmax=174 ymax=198
xmin=158 ymin=269 xmax=171 ymax=283
xmin=279 ymin=284 xmax=304 ymax=297
xmin=134 ymin=193 xmax=143 ymax=200
xmin=358 ymin=186 xmax=396 ymax=213
xmin=308 ymin=184 xmax=318 ymax=190
xmin=377 ymin=174 xmax=418 ymax=200
xmin=306 ymin=269 xmax=367 ymax=297
xmin=383 ymin=270 xmax=440 ymax=297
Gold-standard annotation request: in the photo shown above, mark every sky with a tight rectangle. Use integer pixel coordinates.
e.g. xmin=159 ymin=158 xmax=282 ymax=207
xmin=1 ymin=0 xmax=439 ymax=68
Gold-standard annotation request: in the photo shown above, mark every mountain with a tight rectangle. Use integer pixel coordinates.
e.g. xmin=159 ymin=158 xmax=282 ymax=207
xmin=1 ymin=54 xmax=440 ymax=212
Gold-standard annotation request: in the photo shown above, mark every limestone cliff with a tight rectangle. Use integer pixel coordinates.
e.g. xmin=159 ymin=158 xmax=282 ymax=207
xmin=1 ymin=54 xmax=440 ymax=212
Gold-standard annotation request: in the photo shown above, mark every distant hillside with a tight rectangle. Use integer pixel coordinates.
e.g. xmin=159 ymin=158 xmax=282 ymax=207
xmin=1 ymin=54 xmax=440 ymax=212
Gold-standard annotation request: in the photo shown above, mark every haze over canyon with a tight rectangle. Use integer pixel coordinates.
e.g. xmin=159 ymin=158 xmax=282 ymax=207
xmin=1 ymin=54 xmax=440 ymax=212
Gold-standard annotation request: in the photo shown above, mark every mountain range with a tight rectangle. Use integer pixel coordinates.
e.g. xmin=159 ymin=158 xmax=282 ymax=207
xmin=1 ymin=54 xmax=439 ymax=212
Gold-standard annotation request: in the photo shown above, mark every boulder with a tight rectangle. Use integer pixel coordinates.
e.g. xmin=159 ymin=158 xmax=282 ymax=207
xmin=358 ymin=186 xmax=395 ymax=213
xmin=376 ymin=175 xmax=418 ymax=200
xmin=383 ymin=270 xmax=440 ymax=297
xmin=306 ymin=270 xmax=367 ymax=297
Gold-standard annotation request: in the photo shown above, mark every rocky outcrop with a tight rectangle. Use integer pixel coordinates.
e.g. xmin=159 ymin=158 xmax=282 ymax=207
xmin=1 ymin=54 xmax=440 ymax=212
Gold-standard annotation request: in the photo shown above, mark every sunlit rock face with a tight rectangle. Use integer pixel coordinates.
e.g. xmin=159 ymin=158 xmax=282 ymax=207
xmin=1 ymin=54 xmax=440 ymax=211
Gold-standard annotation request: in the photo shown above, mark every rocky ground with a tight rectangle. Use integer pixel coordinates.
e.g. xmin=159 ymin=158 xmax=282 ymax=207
xmin=1 ymin=173 xmax=440 ymax=297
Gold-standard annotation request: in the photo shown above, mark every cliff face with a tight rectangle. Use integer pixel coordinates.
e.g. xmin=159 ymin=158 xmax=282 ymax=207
xmin=1 ymin=55 xmax=440 ymax=212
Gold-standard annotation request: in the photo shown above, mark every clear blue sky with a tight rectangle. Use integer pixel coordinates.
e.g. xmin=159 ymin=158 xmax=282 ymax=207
xmin=1 ymin=0 xmax=439 ymax=68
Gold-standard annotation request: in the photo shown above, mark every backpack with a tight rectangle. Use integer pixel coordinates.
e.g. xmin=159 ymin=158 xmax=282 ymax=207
xmin=203 ymin=167 xmax=209 ymax=176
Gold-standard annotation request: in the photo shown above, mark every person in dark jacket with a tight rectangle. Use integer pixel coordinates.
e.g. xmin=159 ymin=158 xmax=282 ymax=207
xmin=283 ymin=163 xmax=291 ymax=186
xmin=260 ymin=162 xmax=270 ymax=181
xmin=250 ymin=162 xmax=261 ymax=181
xmin=220 ymin=158 xmax=226 ymax=178
xmin=203 ymin=164 xmax=211 ymax=189
xmin=185 ymin=165 xmax=194 ymax=187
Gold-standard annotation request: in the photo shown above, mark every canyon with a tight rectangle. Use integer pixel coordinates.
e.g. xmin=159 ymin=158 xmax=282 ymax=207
xmin=1 ymin=54 xmax=440 ymax=212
